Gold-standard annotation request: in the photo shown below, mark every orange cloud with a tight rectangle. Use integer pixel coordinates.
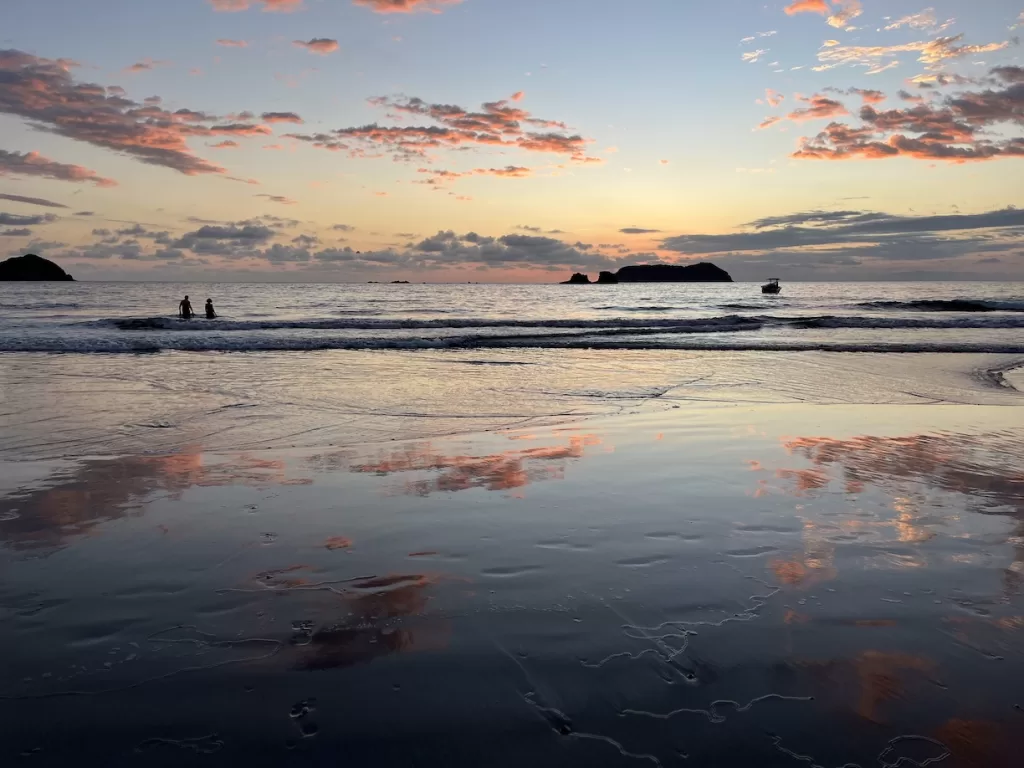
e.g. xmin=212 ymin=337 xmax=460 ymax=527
xmin=210 ymin=140 xmax=239 ymax=149
xmin=511 ymin=91 xmax=524 ymax=102
xmin=784 ymin=0 xmax=829 ymax=15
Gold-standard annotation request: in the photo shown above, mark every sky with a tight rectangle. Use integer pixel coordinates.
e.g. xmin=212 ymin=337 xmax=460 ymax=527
xmin=1 ymin=0 xmax=1022 ymax=282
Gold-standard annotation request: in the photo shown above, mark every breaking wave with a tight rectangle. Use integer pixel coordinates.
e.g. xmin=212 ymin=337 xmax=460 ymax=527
xmin=856 ymin=299 xmax=1024 ymax=313
xmin=97 ymin=313 xmax=1024 ymax=332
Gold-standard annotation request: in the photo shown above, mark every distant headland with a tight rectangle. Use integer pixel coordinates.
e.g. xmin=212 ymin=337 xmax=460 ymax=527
xmin=561 ymin=262 xmax=732 ymax=284
xmin=0 ymin=254 xmax=74 ymax=281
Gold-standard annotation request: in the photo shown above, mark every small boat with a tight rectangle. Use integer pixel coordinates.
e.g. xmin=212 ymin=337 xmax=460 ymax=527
xmin=761 ymin=278 xmax=781 ymax=295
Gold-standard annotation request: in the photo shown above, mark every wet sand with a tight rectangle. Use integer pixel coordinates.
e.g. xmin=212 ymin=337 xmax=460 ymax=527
xmin=2 ymin=403 xmax=1023 ymax=766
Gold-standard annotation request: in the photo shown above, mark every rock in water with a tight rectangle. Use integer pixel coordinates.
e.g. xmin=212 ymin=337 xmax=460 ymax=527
xmin=614 ymin=262 xmax=732 ymax=283
xmin=557 ymin=262 xmax=732 ymax=284
xmin=0 ymin=254 xmax=75 ymax=281
xmin=562 ymin=272 xmax=591 ymax=284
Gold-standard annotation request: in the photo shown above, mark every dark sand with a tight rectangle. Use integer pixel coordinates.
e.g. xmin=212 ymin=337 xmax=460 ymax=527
xmin=2 ymin=404 xmax=1023 ymax=766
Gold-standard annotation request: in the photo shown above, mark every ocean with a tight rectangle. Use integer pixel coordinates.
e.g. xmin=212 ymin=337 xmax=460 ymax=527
xmin=2 ymin=280 xmax=1023 ymax=460
xmin=3 ymin=282 xmax=1024 ymax=766
xmin=3 ymin=280 xmax=1024 ymax=355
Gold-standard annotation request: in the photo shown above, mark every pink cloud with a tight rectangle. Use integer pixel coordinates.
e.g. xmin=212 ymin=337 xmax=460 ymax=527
xmin=787 ymin=94 xmax=849 ymax=121
xmin=792 ymin=72 xmax=1024 ymax=163
xmin=294 ymin=38 xmax=339 ymax=55
xmin=353 ymin=0 xmax=463 ymax=14
xmin=511 ymin=91 xmax=524 ymax=102
xmin=209 ymin=0 xmax=302 ymax=11
xmin=210 ymin=140 xmax=240 ymax=149
xmin=286 ymin=94 xmax=595 ymax=162
xmin=0 ymin=49 xmax=281 ymax=176
xmin=0 ymin=149 xmax=117 ymax=187
xmin=216 ymin=39 xmax=250 ymax=48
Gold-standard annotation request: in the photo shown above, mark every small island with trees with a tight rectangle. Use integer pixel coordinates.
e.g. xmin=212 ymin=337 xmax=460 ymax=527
xmin=561 ymin=262 xmax=732 ymax=284
xmin=0 ymin=254 xmax=75 ymax=281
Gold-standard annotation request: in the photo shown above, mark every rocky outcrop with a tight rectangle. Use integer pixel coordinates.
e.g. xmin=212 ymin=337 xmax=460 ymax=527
xmin=0 ymin=254 xmax=74 ymax=281
xmin=558 ymin=262 xmax=732 ymax=284
xmin=614 ymin=262 xmax=732 ymax=283
xmin=562 ymin=272 xmax=591 ymax=284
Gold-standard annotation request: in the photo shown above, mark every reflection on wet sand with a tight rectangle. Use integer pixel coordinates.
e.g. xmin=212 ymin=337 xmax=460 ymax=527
xmin=293 ymin=573 xmax=451 ymax=672
xmin=0 ymin=450 xmax=311 ymax=551
xmin=349 ymin=433 xmax=604 ymax=496
xmin=801 ymin=651 xmax=935 ymax=724
xmin=766 ymin=430 xmax=1024 ymax=592
xmin=782 ymin=432 xmax=1024 ymax=512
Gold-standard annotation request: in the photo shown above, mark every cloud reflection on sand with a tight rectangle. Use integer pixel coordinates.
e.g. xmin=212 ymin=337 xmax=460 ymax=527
xmin=0 ymin=449 xmax=311 ymax=551
xmin=757 ymin=429 xmax=1024 ymax=592
xmin=291 ymin=573 xmax=452 ymax=672
xmin=348 ymin=432 xmax=605 ymax=496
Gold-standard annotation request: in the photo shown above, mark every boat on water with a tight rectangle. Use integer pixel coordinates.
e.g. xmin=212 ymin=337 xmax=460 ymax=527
xmin=761 ymin=278 xmax=781 ymax=295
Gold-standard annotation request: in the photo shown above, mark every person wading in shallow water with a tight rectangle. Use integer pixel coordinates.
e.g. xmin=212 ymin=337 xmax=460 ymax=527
xmin=205 ymin=298 xmax=216 ymax=319
xmin=179 ymin=295 xmax=194 ymax=320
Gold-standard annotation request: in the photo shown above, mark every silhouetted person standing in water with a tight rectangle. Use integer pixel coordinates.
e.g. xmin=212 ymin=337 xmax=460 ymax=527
xmin=179 ymin=295 xmax=194 ymax=320
xmin=205 ymin=298 xmax=216 ymax=319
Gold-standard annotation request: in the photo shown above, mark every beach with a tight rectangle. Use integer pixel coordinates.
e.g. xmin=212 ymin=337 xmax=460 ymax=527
xmin=2 ymin=282 xmax=1024 ymax=765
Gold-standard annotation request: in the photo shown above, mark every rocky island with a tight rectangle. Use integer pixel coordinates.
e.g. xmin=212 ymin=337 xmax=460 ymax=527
xmin=561 ymin=262 xmax=732 ymax=284
xmin=0 ymin=254 xmax=75 ymax=281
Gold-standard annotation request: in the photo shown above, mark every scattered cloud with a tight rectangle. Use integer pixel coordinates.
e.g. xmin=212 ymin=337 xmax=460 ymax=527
xmin=216 ymin=39 xmax=250 ymax=48
xmin=793 ymin=67 xmax=1024 ymax=163
xmin=743 ymin=49 xmax=769 ymax=63
xmin=209 ymin=0 xmax=303 ymax=11
xmin=785 ymin=0 xmax=830 ymax=15
xmin=882 ymin=10 xmax=954 ymax=35
xmin=619 ymin=227 xmax=661 ymax=234
xmin=285 ymin=93 xmax=598 ymax=165
xmin=1 ymin=228 xmax=33 ymax=237
xmin=0 ymin=50 xmax=280 ymax=176
xmin=787 ymin=94 xmax=849 ymax=121
xmin=293 ymin=38 xmax=339 ymax=55
xmin=256 ymin=193 xmax=298 ymax=205
xmin=0 ymin=149 xmax=117 ymax=187
xmin=261 ymin=111 xmax=304 ymax=123
xmin=332 ymin=224 xmax=356 ymax=232
xmin=210 ymin=140 xmax=240 ymax=149
xmin=0 ymin=212 xmax=59 ymax=227
xmin=765 ymin=88 xmax=785 ymax=107
xmin=352 ymin=0 xmax=464 ymax=14
xmin=814 ymin=34 xmax=1011 ymax=74
xmin=0 ymin=192 xmax=69 ymax=209
xmin=415 ymin=165 xmax=532 ymax=184
xmin=661 ymin=207 xmax=1024 ymax=254
xmin=123 ymin=58 xmax=169 ymax=74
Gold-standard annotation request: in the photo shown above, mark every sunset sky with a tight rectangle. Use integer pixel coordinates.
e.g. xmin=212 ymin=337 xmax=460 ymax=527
xmin=1 ymin=0 xmax=1022 ymax=281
